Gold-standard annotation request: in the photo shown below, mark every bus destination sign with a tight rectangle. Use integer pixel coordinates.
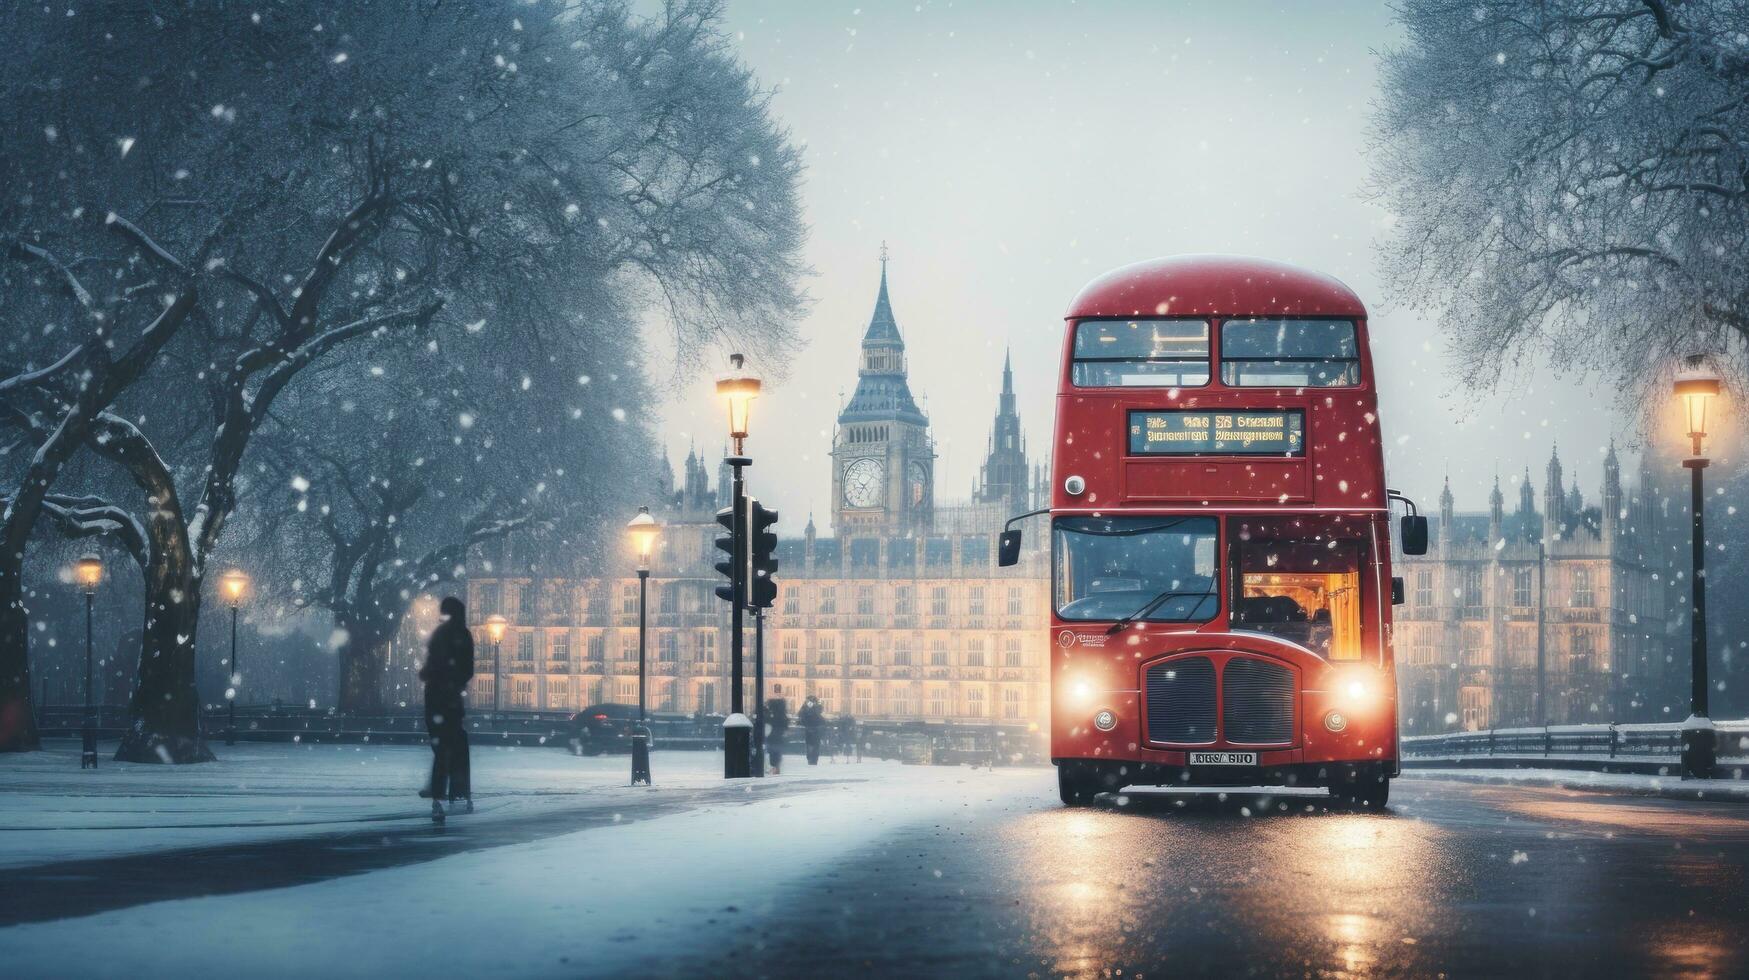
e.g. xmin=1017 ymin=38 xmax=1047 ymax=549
xmin=1128 ymin=409 xmax=1305 ymax=456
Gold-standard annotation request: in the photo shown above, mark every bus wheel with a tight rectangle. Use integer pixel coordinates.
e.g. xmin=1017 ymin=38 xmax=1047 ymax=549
xmin=1058 ymin=765 xmax=1097 ymax=806
xmin=1331 ymin=774 xmax=1391 ymax=809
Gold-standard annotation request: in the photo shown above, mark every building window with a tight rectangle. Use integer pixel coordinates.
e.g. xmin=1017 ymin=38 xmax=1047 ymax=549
xmin=518 ymin=583 xmax=536 ymax=618
xmin=817 ymin=637 xmax=837 ymax=665
xmin=853 ymin=684 xmax=873 ymax=716
xmin=1512 ymin=567 xmax=1533 ymax=607
xmin=930 ymin=639 xmax=949 ymax=667
xmin=659 ymin=633 xmax=678 ymax=663
xmin=820 ymin=587 xmax=837 ymax=615
xmin=547 ymin=678 xmax=571 ymax=710
xmin=1003 ymin=688 xmax=1023 ymax=719
xmin=782 ymin=634 xmax=800 ymax=664
xmin=587 ymin=591 xmax=607 ymax=621
xmin=697 ymin=683 xmax=717 ymax=715
xmin=1571 ymin=630 xmax=1594 ymax=673
xmin=854 ymin=637 xmax=874 ymax=666
xmin=895 ymin=586 xmax=914 ymax=616
xmin=782 ymin=590 xmax=800 ymax=616
xmin=551 ymin=632 xmax=570 ymax=662
xmin=892 ymin=639 xmax=912 ymax=666
xmin=621 ymin=584 xmax=637 ymax=615
xmin=587 ymin=634 xmax=605 ymax=663
xmin=966 ymin=689 xmax=984 ymax=717
xmin=1460 ymin=567 xmax=1482 ymax=608
xmin=616 ymin=681 xmax=636 ymax=700
xmin=517 ymin=632 xmax=535 ymax=662
xmin=1007 ymin=587 xmax=1023 ymax=616
xmin=1414 ymin=570 xmax=1433 ymax=607
xmin=697 ymin=631 xmax=716 ymax=663
xmin=857 ymin=586 xmax=875 ymax=616
xmin=928 ymin=687 xmax=948 ymax=717
xmin=969 ymin=587 xmax=986 ymax=616
xmin=1005 ymin=637 xmax=1023 ymax=668
xmin=931 ymin=587 xmax=949 ymax=616
xmin=477 ymin=583 xmax=501 ymax=616
xmin=1572 ymin=567 xmax=1594 ymax=607
xmin=966 ymin=638 xmax=985 ymax=668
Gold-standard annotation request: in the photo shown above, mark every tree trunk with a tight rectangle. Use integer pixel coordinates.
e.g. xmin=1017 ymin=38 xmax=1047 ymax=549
xmin=114 ymin=557 xmax=213 ymax=763
xmin=0 ymin=586 xmax=40 ymax=753
xmin=336 ymin=618 xmax=394 ymax=716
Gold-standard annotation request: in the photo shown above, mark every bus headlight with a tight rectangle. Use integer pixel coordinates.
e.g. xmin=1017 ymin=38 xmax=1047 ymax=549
xmin=1064 ymin=475 xmax=1086 ymax=496
xmin=1338 ymin=672 xmax=1378 ymax=707
xmin=1069 ymin=679 xmax=1094 ymax=705
xmin=1093 ymin=709 xmax=1117 ymax=732
xmin=1324 ymin=710 xmax=1349 ymax=733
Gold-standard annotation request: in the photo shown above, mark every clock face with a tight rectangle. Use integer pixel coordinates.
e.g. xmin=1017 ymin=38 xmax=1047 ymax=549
xmin=908 ymin=461 xmax=928 ymax=506
xmin=843 ymin=457 xmax=885 ymax=508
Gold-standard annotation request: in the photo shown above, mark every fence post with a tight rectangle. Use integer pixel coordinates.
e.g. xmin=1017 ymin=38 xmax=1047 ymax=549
xmin=1544 ymin=726 xmax=1552 ymax=757
xmin=1487 ymin=728 xmax=1496 ymax=757
xmin=1608 ymin=724 xmax=1618 ymax=759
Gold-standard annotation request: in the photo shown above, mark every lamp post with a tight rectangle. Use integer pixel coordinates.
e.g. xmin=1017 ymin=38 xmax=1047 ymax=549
xmin=627 ymin=506 xmax=660 ymax=786
xmin=74 ymin=554 xmax=102 ymax=769
xmin=717 ymin=353 xmax=760 ymax=778
xmin=220 ymin=570 xmax=249 ymax=746
xmin=1675 ymin=355 xmax=1722 ymax=779
xmin=485 ymin=614 xmax=508 ymax=715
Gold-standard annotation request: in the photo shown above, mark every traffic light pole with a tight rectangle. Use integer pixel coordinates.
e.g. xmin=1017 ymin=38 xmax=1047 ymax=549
xmin=753 ymin=606 xmax=765 ymax=777
xmin=724 ymin=456 xmax=752 ymax=778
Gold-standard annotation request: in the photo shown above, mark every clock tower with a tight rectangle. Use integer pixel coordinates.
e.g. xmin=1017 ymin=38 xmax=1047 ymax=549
xmin=831 ymin=246 xmax=935 ymax=538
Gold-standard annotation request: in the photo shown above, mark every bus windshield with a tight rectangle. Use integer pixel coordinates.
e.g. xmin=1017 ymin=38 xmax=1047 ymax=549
xmin=1053 ymin=516 xmax=1219 ymax=622
xmin=1232 ymin=537 xmax=1365 ymax=659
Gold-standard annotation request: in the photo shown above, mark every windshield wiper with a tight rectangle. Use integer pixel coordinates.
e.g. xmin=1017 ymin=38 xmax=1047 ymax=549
xmin=1106 ymin=590 xmax=1217 ymax=635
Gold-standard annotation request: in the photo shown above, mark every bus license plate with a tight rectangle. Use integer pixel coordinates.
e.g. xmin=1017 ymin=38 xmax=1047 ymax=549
xmin=1189 ymin=751 xmax=1257 ymax=766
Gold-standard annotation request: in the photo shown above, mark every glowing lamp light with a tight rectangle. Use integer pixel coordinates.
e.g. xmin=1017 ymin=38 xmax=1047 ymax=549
xmin=485 ymin=613 xmax=508 ymax=645
xmin=626 ymin=506 xmax=660 ymax=567
xmin=221 ymin=569 xmax=249 ymax=607
xmin=1069 ymin=679 xmax=1095 ymax=705
xmin=715 ymin=352 xmax=761 ymax=446
xmin=74 ymin=554 xmax=103 ymax=594
xmin=1673 ymin=354 xmax=1721 ymax=457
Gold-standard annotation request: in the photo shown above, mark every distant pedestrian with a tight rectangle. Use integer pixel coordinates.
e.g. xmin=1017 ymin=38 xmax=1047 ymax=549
xmin=837 ymin=713 xmax=858 ymax=762
xmin=420 ymin=596 xmax=475 ymax=822
xmin=765 ymin=697 xmax=789 ymax=775
xmin=799 ymin=695 xmax=826 ymax=765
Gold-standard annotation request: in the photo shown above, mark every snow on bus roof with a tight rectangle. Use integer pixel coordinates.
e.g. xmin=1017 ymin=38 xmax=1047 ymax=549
xmin=1065 ymin=254 xmax=1367 ymax=320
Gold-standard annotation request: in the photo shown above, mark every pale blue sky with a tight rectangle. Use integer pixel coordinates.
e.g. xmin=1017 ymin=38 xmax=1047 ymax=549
xmin=648 ymin=1 xmax=1628 ymax=529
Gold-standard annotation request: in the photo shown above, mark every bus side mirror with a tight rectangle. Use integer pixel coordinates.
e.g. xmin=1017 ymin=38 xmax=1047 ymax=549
xmin=997 ymin=530 xmax=1022 ymax=567
xmin=1400 ymin=515 xmax=1429 ymax=556
xmin=1391 ymin=576 xmax=1406 ymax=605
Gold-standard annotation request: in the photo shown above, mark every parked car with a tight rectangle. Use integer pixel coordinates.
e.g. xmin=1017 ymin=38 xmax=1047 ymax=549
xmin=568 ymin=704 xmax=719 ymax=755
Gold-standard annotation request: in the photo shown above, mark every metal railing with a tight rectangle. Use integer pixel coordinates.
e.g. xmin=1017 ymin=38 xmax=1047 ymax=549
xmin=1402 ymin=721 xmax=1749 ymax=776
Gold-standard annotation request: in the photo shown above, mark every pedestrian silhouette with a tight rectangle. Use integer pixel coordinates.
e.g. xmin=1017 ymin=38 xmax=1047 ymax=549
xmin=419 ymin=596 xmax=475 ymax=822
xmin=799 ymin=695 xmax=825 ymax=765
xmin=837 ymin=713 xmax=858 ymax=762
xmin=765 ymin=697 xmax=790 ymax=775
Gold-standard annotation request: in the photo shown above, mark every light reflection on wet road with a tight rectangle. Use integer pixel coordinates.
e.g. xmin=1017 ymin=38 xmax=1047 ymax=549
xmin=657 ymin=777 xmax=1749 ymax=978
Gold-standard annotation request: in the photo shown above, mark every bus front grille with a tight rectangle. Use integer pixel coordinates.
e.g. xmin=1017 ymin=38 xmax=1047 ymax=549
xmin=1221 ymin=657 xmax=1294 ymax=744
xmin=1145 ymin=657 xmax=1216 ymax=744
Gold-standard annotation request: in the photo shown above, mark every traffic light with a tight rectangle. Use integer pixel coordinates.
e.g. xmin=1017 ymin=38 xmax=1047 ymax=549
xmin=748 ymin=499 xmax=779 ymax=609
xmin=714 ymin=503 xmax=739 ymax=604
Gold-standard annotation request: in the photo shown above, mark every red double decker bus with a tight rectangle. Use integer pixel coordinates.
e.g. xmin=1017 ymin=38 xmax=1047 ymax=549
xmin=999 ymin=255 xmax=1427 ymax=808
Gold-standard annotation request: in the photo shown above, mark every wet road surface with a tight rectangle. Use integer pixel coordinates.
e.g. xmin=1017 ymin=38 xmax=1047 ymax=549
xmin=650 ymin=777 xmax=1749 ymax=978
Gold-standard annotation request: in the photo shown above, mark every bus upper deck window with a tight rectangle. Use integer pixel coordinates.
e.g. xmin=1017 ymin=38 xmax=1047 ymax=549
xmin=1220 ymin=318 xmax=1360 ymax=388
xmin=1071 ymin=319 xmax=1210 ymax=387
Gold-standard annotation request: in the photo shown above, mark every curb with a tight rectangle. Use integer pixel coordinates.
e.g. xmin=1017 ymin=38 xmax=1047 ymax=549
xmin=1402 ymin=768 xmax=1749 ymax=803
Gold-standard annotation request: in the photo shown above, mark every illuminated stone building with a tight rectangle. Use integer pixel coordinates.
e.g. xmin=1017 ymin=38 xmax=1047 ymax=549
xmin=462 ymin=255 xmax=1051 ymax=725
xmin=1394 ymin=445 xmax=1681 ymax=734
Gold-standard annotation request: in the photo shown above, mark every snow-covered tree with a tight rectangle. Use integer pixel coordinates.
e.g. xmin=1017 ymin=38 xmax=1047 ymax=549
xmin=3 ymin=0 xmax=805 ymax=759
xmin=1370 ymin=0 xmax=1749 ymax=402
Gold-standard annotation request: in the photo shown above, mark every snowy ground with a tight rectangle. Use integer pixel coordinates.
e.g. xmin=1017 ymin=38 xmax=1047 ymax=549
xmin=0 ymin=740 xmax=1051 ymax=978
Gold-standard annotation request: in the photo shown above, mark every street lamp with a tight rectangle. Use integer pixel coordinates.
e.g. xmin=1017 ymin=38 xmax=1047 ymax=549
xmin=485 ymin=614 xmax=508 ymax=715
xmin=1674 ymin=354 xmax=1722 ymax=779
xmin=220 ymin=570 xmax=249 ymax=747
xmin=627 ymin=506 xmax=660 ymax=786
xmin=715 ymin=353 xmax=761 ymax=779
xmin=74 ymin=553 xmax=102 ymax=769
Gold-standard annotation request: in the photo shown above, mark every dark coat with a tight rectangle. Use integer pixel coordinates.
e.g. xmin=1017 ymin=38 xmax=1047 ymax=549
xmin=799 ymin=699 xmax=825 ymax=732
xmin=420 ymin=619 xmax=476 ymax=711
